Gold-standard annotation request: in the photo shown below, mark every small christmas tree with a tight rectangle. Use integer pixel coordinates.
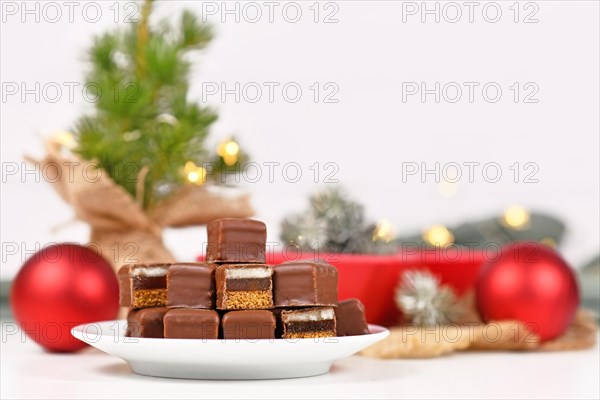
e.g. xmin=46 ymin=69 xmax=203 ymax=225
xmin=75 ymin=0 xmax=239 ymax=208
xmin=32 ymin=0 xmax=253 ymax=269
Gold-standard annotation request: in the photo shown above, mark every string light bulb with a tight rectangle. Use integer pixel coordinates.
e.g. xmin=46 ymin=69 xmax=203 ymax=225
xmin=541 ymin=237 xmax=557 ymax=248
xmin=183 ymin=161 xmax=206 ymax=185
xmin=217 ymin=139 xmax=240 ymax=166
xmin=503 ymin=205 xmax=530 ymax=230
xmin=184 ymin=161 xmax=196 ymax=174
xmin=372 ymin=219 xmax=395 ymax=243
xmin=422 ymin=224 xmax=454 ymax=247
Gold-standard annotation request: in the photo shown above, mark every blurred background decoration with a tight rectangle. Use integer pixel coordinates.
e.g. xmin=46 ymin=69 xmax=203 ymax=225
xmin=280 ymin=187 xmax=397 ymax=255
xmin=277 ymin=186 xmax=598 ymax=327
xmin=397 ymin=205 xmax=565 ymax=249
xmin=280 ymin=186 xmax=566 ymax=253
xmin=360 ymin=243 xmax=596 ymax=359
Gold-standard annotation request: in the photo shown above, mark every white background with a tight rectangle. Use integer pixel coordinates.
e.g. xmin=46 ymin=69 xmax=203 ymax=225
xmin=1 ymin=1 xmax=599 ymax=280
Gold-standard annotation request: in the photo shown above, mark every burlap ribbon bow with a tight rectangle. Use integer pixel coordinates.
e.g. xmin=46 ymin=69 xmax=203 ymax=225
xmin=29 ymin=141 xmax=254 ymax=271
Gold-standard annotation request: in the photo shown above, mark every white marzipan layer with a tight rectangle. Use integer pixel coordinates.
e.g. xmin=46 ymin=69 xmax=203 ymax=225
xmin=131 ymin=266 xmax=168 ymax=277
xmin=226 ymin=267 xmax=272 ymax=279
xmin=285 ymin=308 xmax=334 ymax=322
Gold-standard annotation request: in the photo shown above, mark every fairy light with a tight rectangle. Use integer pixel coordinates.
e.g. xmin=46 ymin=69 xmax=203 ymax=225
xmin=503 ymin=205 xmax=530 ymax=230
xmin=541 ymin=237 xmax=557 ymax=248
xmin=372 ymin=219 xmax=395 ymax=243
xmin=217 ymin=139 xmax=240 ymax=166
xmin=224 ymin=141 xmax=239 ymax=156
xmin=183 ymin=161 xmax=206 ymax=185
xmin=422 ymin=224 xmax=454 ymax=247
xmin=184 ymin=161 xmax=196 ymax=174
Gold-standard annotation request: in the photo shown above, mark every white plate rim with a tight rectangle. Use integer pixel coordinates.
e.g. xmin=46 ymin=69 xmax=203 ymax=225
xmin=71 ymin=319 xmax=389 ymax=343
xmin=71 ymin=320 xmax=389 ymax=379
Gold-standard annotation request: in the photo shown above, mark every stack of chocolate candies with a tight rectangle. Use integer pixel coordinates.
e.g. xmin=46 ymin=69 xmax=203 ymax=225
xmin=119 ymin=218 xmax=369 ymax=340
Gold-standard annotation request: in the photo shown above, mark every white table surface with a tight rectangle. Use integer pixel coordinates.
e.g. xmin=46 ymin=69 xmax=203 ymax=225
xmin=1 ymin=322 xmax=599 ymax=400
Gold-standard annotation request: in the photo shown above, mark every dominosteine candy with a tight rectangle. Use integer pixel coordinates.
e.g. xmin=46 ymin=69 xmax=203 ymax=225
xmin=281 ymin=307 xmax=336 ymax=339
xmin=334 ymin=299 xmax=370 ymax=336
xmin=221 ymin=310 xmax=276 ymax=340
xmin=118 ymin=264 xmax=169 ymax=308
xmin=216 ymin=264 xmax=274 ymax=309
xmin=166 ymin=262 xmax=216 ymax=308
xmin=163 ymin=309 xmax=220 ymax=339
xmin=126 ymin=307 xmax=169 ymax=338
xmin=273 ymin=261 xmax=338 ymax=307
xmin=206 ymin=218 xmax=267 ymax=263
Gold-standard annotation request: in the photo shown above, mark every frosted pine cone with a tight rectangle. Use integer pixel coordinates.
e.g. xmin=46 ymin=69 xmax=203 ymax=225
xmin=396 ymin=270 xmax=462 ymax=326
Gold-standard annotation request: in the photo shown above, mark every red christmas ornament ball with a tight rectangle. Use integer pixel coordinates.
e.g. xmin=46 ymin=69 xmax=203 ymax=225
xmin=10 ymin=243 xmax=119 ymax=352
xmin=476 ymin=242 xmax=579 ymax=341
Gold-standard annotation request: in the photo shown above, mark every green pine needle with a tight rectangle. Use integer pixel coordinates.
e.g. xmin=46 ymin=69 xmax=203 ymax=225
xmin=73 ymin=0 xmax=217 ymax=208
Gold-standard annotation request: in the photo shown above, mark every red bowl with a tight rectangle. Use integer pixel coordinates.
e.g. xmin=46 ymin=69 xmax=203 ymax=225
xmin=198 ymin=249 xmax=486 ymax=326
xmin=268 ymin=249 xmax=486 ymax=326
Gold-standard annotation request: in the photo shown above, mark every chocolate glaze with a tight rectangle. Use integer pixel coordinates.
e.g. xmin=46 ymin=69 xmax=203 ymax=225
xmin=125 ymin=309 xmax=139 ymax=336
xmin=273 ymin=262 xmax=338 ymax=307
xmin=334 ymin=299 xmax=370 ymax=336
xmin=206 ymin=218 xmax=266 ymax=263
xmin=118 ymin=266 xmax=132 ymax=307
xmin=126 ymin=307 xmax=169 ymax=338
xmin=167 ymin=262 xmax=216 ymax=308
xmin=163 ymin=309 xmax=220 ymax=339
xmin=221 ymin=310 xmax=275 ymax=340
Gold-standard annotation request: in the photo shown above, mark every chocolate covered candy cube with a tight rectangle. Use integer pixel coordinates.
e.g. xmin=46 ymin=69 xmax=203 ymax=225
xmin=163 ymin=309 xmax=220 ymax=339
xmin=273 ymin=262 xmax=338 ymax=307
xmin=216 ymin=264 xmax=274 ymax=310
xmin=206 ymin=218 xmax=266 ymax=263
xmin=119 ymin=264 xmax=169 ymax=309
xmin=334 ymin=299 xmax=370 ymax=336
xmin=281 ymin=307 xmax=336 ymax=339
xmin=126 ymin=307 xmax=169 ymax=338
xmin=222 ymin=310 xmax=276 ymax=340
xmin=167 ymin=262 xmax=216 ymax=308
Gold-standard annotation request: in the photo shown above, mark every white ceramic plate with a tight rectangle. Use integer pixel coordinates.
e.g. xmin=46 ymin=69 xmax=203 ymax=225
xmin=72 ymin=320 xmax=389 ymax=380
